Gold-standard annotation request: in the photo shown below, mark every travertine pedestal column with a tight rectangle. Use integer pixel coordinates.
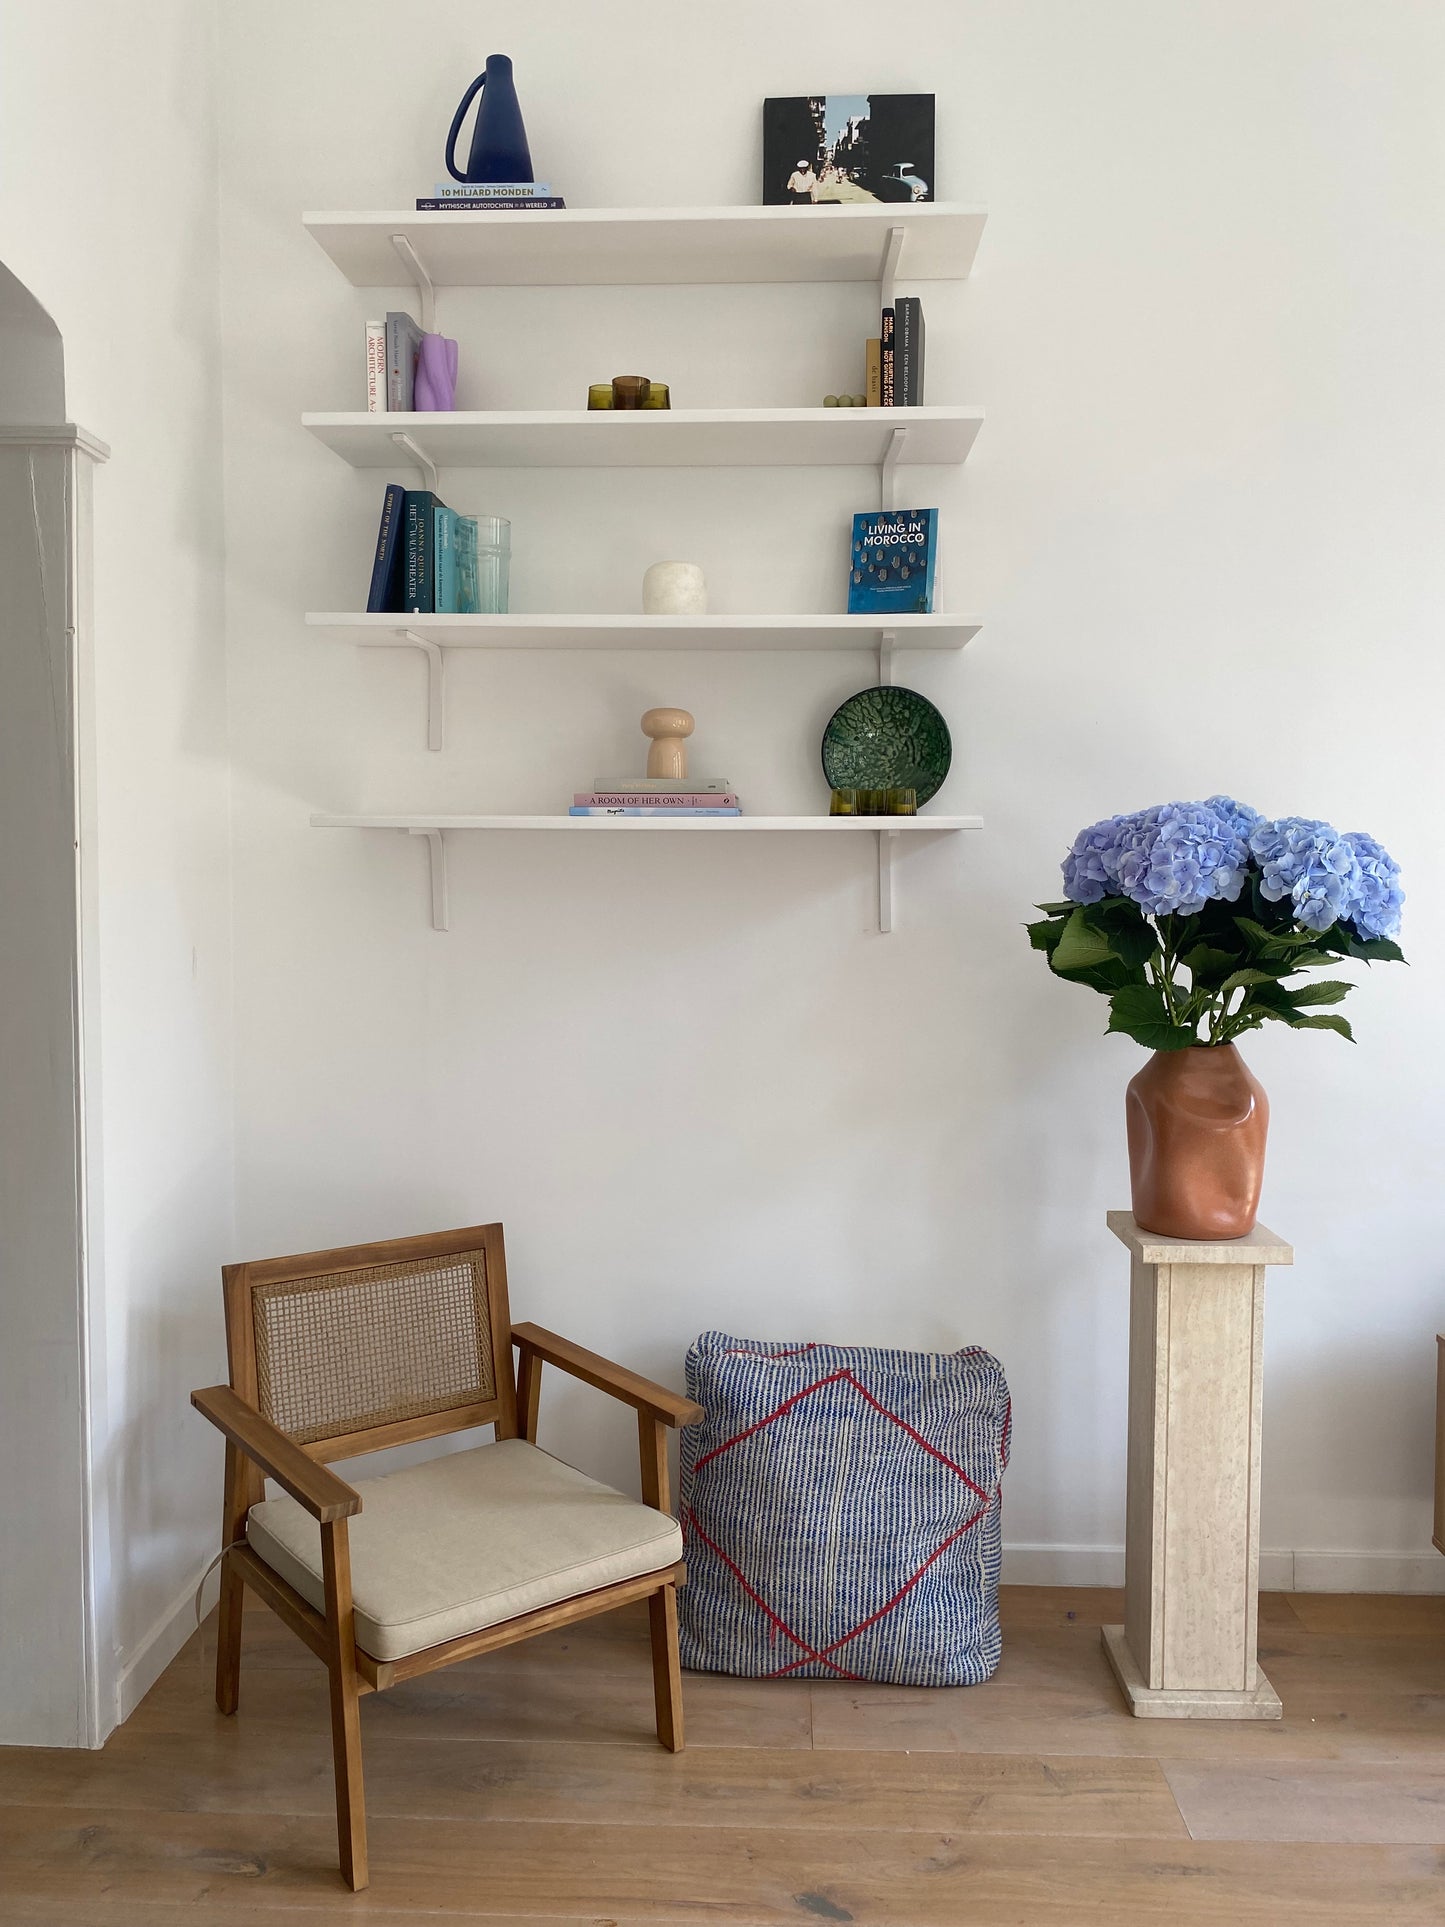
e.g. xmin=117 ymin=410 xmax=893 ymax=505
xmin=1102 ymin=1210 xmax=1293 ymax=1719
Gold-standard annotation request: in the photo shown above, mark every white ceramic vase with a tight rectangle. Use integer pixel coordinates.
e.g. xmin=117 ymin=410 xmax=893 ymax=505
xmin=643 ymin=561 xmax=707 ymax=616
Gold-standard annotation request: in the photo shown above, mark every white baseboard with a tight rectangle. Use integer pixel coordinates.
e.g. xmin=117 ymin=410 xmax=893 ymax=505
xmin=1002 ymin=1543 xmax=1445 ymax=1595
xmin=113 ymin=1558 xmax=221 ymax=1734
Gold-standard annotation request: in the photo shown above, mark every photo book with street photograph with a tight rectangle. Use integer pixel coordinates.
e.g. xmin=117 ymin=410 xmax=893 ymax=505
xmin=763 ymin=94 xmax=935 ymax=205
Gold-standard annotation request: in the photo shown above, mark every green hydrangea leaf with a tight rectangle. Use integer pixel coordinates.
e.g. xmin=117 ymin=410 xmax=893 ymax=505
xmin=1050 ymin=908 xmax=1121 ymax=976
xmin=1219 ymin=967 xmax=1280 ymax=994
xmin=1026 ymin=917 xmax=1066 ymax=953
xmin=1105 ymin=984 xmax=1196 ymax=1051
xmin=1182 ymin=943 xmax=1241 ymax=986
xmin=1284 ymin=978 xmax=1353 ymax=1007
xmin=1292 ymin=1012 xmax=1355 ymax=1039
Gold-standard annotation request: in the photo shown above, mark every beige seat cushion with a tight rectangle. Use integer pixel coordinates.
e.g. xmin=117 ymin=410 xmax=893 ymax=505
xmin=246 ymin=1437 xmax=682 ymax=1661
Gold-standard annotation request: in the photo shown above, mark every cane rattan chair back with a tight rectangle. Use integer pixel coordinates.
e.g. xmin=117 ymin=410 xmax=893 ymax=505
xmin=224 ymin=1224 xmax=518 ymax=1461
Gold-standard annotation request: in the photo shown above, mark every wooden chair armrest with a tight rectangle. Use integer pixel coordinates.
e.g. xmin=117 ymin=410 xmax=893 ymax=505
xmin=510 ymin=1323 xmax=702 ymax=1428
xmin=191 ymin=1384 xmax=362 ymax=1522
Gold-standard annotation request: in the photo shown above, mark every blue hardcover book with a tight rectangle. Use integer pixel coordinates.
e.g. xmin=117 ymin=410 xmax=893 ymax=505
xmin=846 ymin=508 xmax=938 ymax=615
xmin=433 ymin=505 xmax=458 ymax=613
xmin=365 ymin=482 xmax=405 ymax=612
xmin=403 ymin=489 xmax=443 ymax=612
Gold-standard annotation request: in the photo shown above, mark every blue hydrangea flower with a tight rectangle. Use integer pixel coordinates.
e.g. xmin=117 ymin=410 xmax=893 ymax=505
xmin=1062 ymin=800 xmax=1252 ymax=917
xmin=1061 ymin=813 xmax=1128 ymax=904
xmin=1202 ymin=795 xmax=1262 ymax=841
xmin=1248 ymin=817 xmax=1361 ymax=933
xmin=1343 ymin=830 xmax=1404 ymax=940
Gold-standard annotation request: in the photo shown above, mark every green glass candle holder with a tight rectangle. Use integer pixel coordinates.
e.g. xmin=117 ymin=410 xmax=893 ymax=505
xmin=587 ymin=383 xmax=614 ymax=410
xmin=829 ymin=787 xmax=858 ymax=815
xmin=886 ymin=788 xmax=918 ymax=815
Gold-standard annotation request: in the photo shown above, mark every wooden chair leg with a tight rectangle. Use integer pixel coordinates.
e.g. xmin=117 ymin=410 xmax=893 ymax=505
xmin=321 ymin=1519 xmax=368 ymax=1891
xmin=214 ymin=1553 xmax=245 ymax=1715
xmin=636 ymin=1414 xmax=685 ymax=1752
xmin=215 ymin=1440 xmax=256 ymax=1716
xmin=648 ymin=1582 xmax=685 ymax=1752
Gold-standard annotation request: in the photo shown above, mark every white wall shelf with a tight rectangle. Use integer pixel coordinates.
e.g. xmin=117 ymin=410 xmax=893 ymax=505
xmin=303 ymin=406 xmax=982 ymax=475
xmin=311 ymin=812 xmax=982 ymax=935
xmin=303 ymin=202 xmax=987 ymax=292
xmin=307 ymin=613 xmax=982 ymax=750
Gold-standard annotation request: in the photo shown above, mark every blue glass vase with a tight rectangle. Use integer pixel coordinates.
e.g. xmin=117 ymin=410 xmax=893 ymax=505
xmin=446 ymin=54 xmax=534 ymax=185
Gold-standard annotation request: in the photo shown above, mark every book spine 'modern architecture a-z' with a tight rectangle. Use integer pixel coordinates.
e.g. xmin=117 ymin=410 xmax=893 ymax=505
xmin=366 ymin=482 xmax=405 ymax=612
xmin=895 ymin=297 xmax=926 ymax=407
xmin=575 ymin=792 xmax=741 ymax=809
xmin=880 ymin=306 xmax=896 ymax=407
xmin=386 ymin=311 xmax=423 ymax=411
xmin=402 ymin=490 xmax=442 ymax=613
xmin=567 ymin=807 xmax=743 ymax=817
xmin=365 ymin=319 xmax=386 ymax=414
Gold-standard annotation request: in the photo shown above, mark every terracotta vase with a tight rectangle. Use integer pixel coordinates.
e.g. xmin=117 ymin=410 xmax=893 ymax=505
xmin=1125 ymin=1044 xmax=1268 ymax=1240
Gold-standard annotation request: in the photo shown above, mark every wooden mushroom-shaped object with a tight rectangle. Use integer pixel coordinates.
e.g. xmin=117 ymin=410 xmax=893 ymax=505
xmin=642 ymin=707 xmax=695 ymax=780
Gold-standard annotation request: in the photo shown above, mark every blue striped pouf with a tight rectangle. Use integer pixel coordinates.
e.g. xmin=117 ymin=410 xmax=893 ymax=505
xmin=678 ymin=1332 xmax=1011 ymax=1686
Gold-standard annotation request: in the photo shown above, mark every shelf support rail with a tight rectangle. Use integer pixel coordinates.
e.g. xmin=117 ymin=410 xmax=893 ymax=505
xmin=391 ymin=233 xmax=436 ymax=334
xmin=880 ymin=427 xmax=907 ymax=511
xmin=876 ymin=827 xmax=899 ymax=935
xmin=879 ymin=225 xmax=906 ymax=314
xmin=408 ymin=827 xmax=449 ymax=931
xmin=878 ymin=629 xmax=896 ymax=685
xmin=398 ymin=630 xmax=445 ymax=751
xmin=391 ymin=431 xmax=439 ymax=495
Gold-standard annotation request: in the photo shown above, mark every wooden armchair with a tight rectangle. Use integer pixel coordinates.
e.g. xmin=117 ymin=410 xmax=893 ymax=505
xmin=191 ymin=1224 xmax=700 ymax=1891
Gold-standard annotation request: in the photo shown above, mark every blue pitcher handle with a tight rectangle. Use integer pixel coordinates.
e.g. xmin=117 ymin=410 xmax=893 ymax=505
xmin=445 ymin=73 xmax=487 ymax=182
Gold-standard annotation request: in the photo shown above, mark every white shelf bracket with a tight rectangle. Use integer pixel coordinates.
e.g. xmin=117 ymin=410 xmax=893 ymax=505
xmin=878 ymin=630 xmax=896 ymax=685
xmin=880 ymin=427 xmax=907 ymax=511
xmin=391 ymin=431 xmax=439 ymax=495
xmin=877 ymin=827 xmax=899 ymax=935
xmin=879 ymin=225 xmax=906 ymax=313
xmin=408 ymin=827 xmax=449 ymax=931
xmin=391 ymin=232 xmax=436 ymax=334
xmin=399 ymin=629 xmax=445 ymax=751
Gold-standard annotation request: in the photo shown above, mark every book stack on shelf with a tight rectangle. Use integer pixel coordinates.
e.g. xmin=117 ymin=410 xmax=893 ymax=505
xmin=367 ymin=483 xmax=488 ymax=615
xmin=865 ymin=295 xmax=925 ymax=407
xmin=415 ymin=181 xmax=565 ymax=211
xmin=569 ymin=779 xmax=741 ymax=819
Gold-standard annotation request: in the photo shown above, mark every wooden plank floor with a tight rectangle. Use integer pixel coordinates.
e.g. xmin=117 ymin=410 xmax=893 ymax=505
xmin=2 ymin=1587 xmax=1444 ymax=1924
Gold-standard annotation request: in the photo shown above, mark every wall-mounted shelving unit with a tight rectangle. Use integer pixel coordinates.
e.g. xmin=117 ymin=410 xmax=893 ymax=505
xmin=306 ymin=612 xmax=982 ymax=750
xmin=301 ymin=198 xmax=988 ymax=933
xmin=303 ymin=405 xmax=981 ymax=480
xmin=303 ymin=201 xmax=987 ymax=298
xmin=312 ymin=813 xmax=984 ymax=935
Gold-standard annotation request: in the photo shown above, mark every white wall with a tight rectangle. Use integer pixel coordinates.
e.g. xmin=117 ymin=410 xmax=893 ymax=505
xmin=213 ymin=0 xmax=1445 ymax=1588
xmin=0 ymin=2 xmax=235 ymax=1733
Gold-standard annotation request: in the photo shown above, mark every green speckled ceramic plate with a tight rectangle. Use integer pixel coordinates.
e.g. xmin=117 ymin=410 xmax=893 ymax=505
xmin=821 ymin=685 xmax=952 ymax=806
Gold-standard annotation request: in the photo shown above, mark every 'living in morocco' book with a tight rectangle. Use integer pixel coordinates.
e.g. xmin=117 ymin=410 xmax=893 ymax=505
xmin=846 ymin=508 xmax=938 ymax=615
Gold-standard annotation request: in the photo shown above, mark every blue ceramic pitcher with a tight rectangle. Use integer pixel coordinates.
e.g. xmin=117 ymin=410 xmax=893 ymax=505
xmin=446 ymin=54 xmax=534 ymax=184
